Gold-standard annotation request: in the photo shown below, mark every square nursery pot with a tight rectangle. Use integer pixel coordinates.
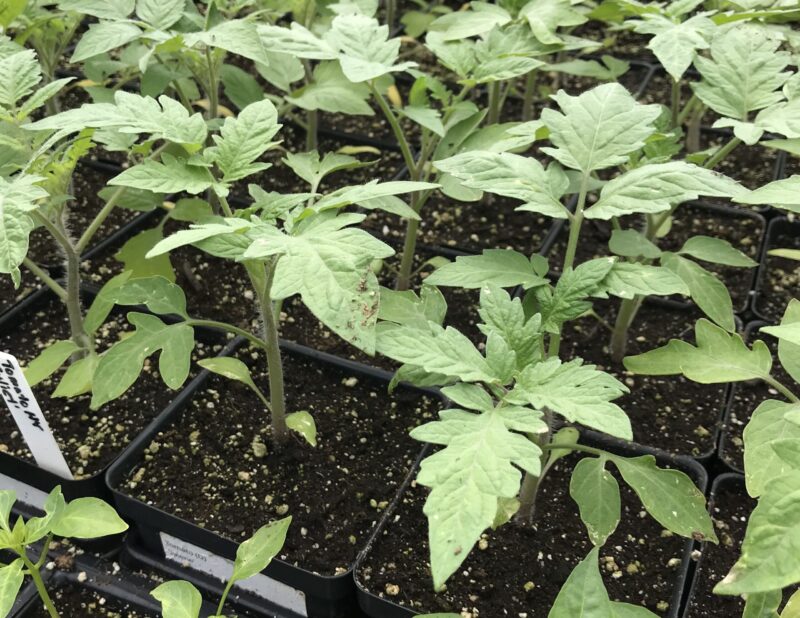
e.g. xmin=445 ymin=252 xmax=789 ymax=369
xmin=9 ymin=551 xmax=244 ymax=617
xmin=0 ymin=285 xmax=223 ymax=514
xmin=106 ymin=337 xmax=442 ymax=618
xmin=753 ymin=217 xmax=800 ymax=324
xmin=353 ymin=435 xmax=709 ymax=618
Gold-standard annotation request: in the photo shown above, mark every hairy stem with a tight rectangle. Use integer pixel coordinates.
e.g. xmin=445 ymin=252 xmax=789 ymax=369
xmin=215 ymin=578 xmax=235 ymax=616
xmin=395 ymin=213 xmax=420 ymax=292
xmin=204 ymin=47 xmax=219 ymax=121
xmin=764 ymin=376 xmax=800 ymax=403
xmin=609 ymin=295 xmax=644 ymax=363
xmin=184 ymin=319 xmax=267 ymax=350
xmin=260 ymin=259 xmax=288 ymax=442
xmin=686 ymin=107 xmax=703 ymax=153
xmin=370 ymin=83 xmax=417 ymax=173
xmin=522 ymin=71 xmax=537 ymax=121
xmin=487 ymin=81 xmax=502 ymax=125
xmin=670 ymin=79 xmax=680 ymax=129
xmin=22 ymin=554 xmax=60 ymax=618
xmin=704 ymin=136 xmax=742 ymax=170
xmin=21 ymin=258 xmax=67 ymax=301
xmin=386 ymin=0 xmax=396 ymax=28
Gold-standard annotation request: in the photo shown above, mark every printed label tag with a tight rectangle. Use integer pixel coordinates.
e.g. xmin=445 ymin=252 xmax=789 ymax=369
xmin=0 ymin=472 xmax=49 ymax=510
xmin=161 ymin=533 xmax=308 ymax=617
xmin=0 ymin=352 xmax=73 ymax=479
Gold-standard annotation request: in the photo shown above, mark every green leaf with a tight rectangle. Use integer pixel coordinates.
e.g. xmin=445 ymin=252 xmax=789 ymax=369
xmin=23 ymin=340 xmax=79 ymax=387
xmin=507 ymin=357 xmax=632 ymax=440
xmin=400 ymin=106 xmax=444 ymax=137
xmin=286 ymin=62 xmax=375 ymax=116
xmin=429 ymin=3 xmax=511 ymax=40
xmin=91 ymin=313 xmax=194 ymax=408
xmin=570 ymin=457 xmax=621 ymax=546
xmin=232 ymin=516 xmax=292 ymax=581
xmin=0 ymin=560 xmax=23 ymax=618
xmin=601 ymin=262 xmax=689 ymax=299
xmin=612 ymin=603 xmax=659 ymax=618
xmin=221 ymin=64 xmax=265 ymax=110
xmin=18 ymin=77 xmax=74 ymax=119
xmin=199 ymin=356 xmax=258 ymax=389
xmin=147 ymin=219 xmax=252 ymax=258
xmin=478 ymin=284 xmax=544 ymax=369
xmin=584 ymin=162 xmax=745 ymax=220
xmin=255 ymin=51 xmax=304 ymax=94
xmin=715 ymin=472 xmax=800 ymax=595
xmin=743 ymin=590 xmax=781 ymax=618
xmin=313 ymin=181 xmax=438 ymax=212
xmin=609 ymin=230 xmax=661 ymax=259
xmin=25 ymin=486 xmax=66 ymax=543
xmin=135 ymin=0 xmax=184 ymax=29
xmin=661 ymin=253 xmax=735 ymax=332
xmin=110 ymin=156 xmax=214 ymax=195
xmin=411 ymin=409 xmax=542 ymax=588
xmin=257 ymin=23 xmax=337 ymax=60
xmin=630 ymin=14 xmax=715 ymax=80
xmin=519 ymin=0 xmax=586 ymax=45
xmin=151 ymin=580 xmax=202 ymax=618
xmin=678 ymin=235 xmax=758 ymax=267
xmin=115 ymin=227 xmax=176 ymax=282
xmin=691 ymin=24 xmax=791 ymax=120
xmin=0 ymin=49 xmax=41 ymax=109
xmin=286 ymin=411 xmax=317 ymax=447
xmin=0 ymin=0 xmax=26 ymax=27
xmin=470 ymin=25 xmax=548 ymax=84
xmin=206 ymin=99 xmax=281 ymax=183
xmin=0 ymin=491 xmax=14 ymax=532
xmin=244 ymin=214 xmax=393 ymax=354
xmin=537 ymin=258 xmax=615 ymax=333
xmin=52 ymin=354 xmax=98 ymax=398
xmin=27 ymin=91 xmax=207 ymax=147
xmin=624 ymin=318 xmax=772 ymax=383
xmin=546 ymin=56 xmax=630 ymax=81
xmin=283 ymin=151 xmax=370 ymax=190
xmin=762 ymin=323 xmax=800 ymax=347
xmin=326 ymin=14 xmax=414 ymax=82
xmin=434 ymin=151 xmax=569 ymax=219
xmin=782 ymin=590 xmax=800 ymax=618
xmin=743 ymin=400 xmax=800 ymax=497
xmin=378 ymin=286 xmax=447 ymax=328
xmin=51 ymin=497 xmax=128 ymax=539
xmin=776 ymin=300 xmax=800 ymax=384
xmin=609 ymin=454 xmax=716 ymax=542
xmin=0 ymin=173 xmax=47 ymax=287
xmin=736 ymin=176 xmax=800 ymax=214
xmin=108 ymin=276 xmax=189 ymax=318
xmin=377 ymin=321 xmax=497 ymax=383
xmin=548 ymin=547 xmax=612 ymax=617
xmin=541 ymin=83 xmax=661 ymax=173
xmin=425 ymin=250 xmax=548 ymax=290
xmin=185 ymin=20 xmax=272 ymax=66
xmin=71 ymin=22 xmax=142 ymax=63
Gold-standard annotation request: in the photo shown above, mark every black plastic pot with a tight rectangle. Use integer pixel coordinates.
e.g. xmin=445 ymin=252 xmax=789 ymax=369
xmin=0 ymin=285 xmax=223 ymax=512
xmin=680 ymin=473 xmax=745 ymax=618
xmin=106 ymin=337 xmax=442 ymax=618
xmin=354 ymin=433 xmax=708 ymax=618
xmin=752 ymin=217 xmax=800 ymax=323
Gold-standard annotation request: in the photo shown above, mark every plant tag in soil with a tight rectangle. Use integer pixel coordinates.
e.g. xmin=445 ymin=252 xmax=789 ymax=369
xmin=0 ymin=352 xmax=73 ymax=480
xmin=160 ymin=533 xmax=308 ymax=617
xmin=0 ymin=472 xmax=49 ymax=510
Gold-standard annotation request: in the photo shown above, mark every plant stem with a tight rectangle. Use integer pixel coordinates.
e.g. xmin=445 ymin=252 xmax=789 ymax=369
xmin=670 ymin=78 xmax=680 ymax=129
xmin=395 ymin=208 xmax=420 ymax=291
xmin=32 ymin=213 xmax=92 ymax=356
xmin=204 ymin=47 xmax=219 ymax=121
xmin=75 ymin=185 xmax=126 ymax=254
xmin=764 ymin=376 xmax=800 ymax=403
xmin=704 ymin=136 xmax=742 ymax=170
xmin=386 ymin=0 xmax=396 ymax=28
xmin=686 ymin=106 xmax=702 ymax=153
xmin=259 ymin=259 xmax=288 ymax=442
xmin=677 ymin=94 xmax=699 ymax=125
xmin=370 ymin=83 xmax=417 ymax=173
xmin=21 ymin=258 xmax=67 ymax=301
xmin=540 ymin=441 xmax=605 ymax=457
xmin=609 ymin=295 xmax=644 ymax=362
xmin=215 ymin=578 xmax=235 ymax=616
xmin=185 ymin=319 xmax=267 ymax=350
xmin=522 ymin=71 xmax=537 ymax=121
xmin=22 ymin=555 xmax=59 ymax=618
xmin=487 ymin=81 xmax=502 ymax=125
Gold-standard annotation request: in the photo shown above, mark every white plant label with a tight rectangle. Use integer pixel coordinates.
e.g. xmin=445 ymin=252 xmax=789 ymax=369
xmin=161 ymin=533 xmax=308 ymax=617
xmin=0 ymin=352 xmax=73 ymax=479
xmin=0 ymin=472 xmax=49 ymax=510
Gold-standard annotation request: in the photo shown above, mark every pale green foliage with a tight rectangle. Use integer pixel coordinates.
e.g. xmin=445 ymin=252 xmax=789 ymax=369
xmin=0 ymin=174 xmax=48 ymax=286
xmin=743 ymin=400 xmax=800 ymax=498
xmin=737 ymin=176 xmax=800 ymax=214
xmin=569 ymin=457 xmax=620 ymax=546
xmin=629 ymin=13 xmax=715 ymax=80
xmin=152 ymin=580 xmax=203 ymax=618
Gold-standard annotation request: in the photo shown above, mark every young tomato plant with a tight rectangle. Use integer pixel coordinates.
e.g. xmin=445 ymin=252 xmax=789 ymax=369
xmin=152 ymin=516 xmax=291 ymax=618
xmin=47 ymin=94 xmax=434 ymax=444
xmin=433 ymin=82 xmax=752 ymax=361
xmin=375 ymin=282 xmax=717 ymax=608
xmin=0 ymin=487 xmax=128 ymax=618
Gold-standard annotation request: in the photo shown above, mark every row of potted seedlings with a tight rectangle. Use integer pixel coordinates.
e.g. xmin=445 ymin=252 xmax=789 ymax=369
xmin=1 ymin=0 xmax=800 ymax=616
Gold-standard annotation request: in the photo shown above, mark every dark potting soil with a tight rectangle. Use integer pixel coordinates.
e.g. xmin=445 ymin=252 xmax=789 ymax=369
xmin=357 ymin=452 xmax=691 ymax=616
xmin=756 ymin=229 xmax=800 ymax=322
xmin=683 ymin=479 xmax=797 ymax=617
xmin=0 ymin=297 xmax=215 ymax=477
xmin=720 ymin=329 xmax=793 ymax=470
xmin=26 ymin=583 xmax=156 ymax=618
xmin=363 ymin=193 xmax=555 ymax=255
xmin=279 ymin=246 xmax=482 ymax=368
xmin=0 ymin=274 xmax=40 ymax=317
xmin=547 ymin=203 xmax=763 ymax=312
xmin=702 ymin=133 xmax=781 ymax=193
xmin=121 ymin=344 xmax=440 ymax=576
xmin=559 ymin=301 xmax=726 ymax=457
xmin=571 ymin=22 xmax=653 ymax=60
xmin=27 ymin=163 xmax=137 ymax=267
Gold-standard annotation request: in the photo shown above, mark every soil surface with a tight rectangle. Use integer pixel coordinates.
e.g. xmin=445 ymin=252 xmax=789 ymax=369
xmin=559 ymin=301 xmax=726 ymax=457
xmin=684 ymin=477 xmax=796 ymax=617
xmin=0 ymin=296 xmax=215 ymax=477
xmin=547 ymin=203 xmax=763 ymax=313
xmin=119 ymin=343 xmax=440 ymax=576
xmin=0 ymin=275 xmax=40 ymax=317
xmin=27 ymin=583 xmax=155 ymax=617
xmin=755 ymin=225 xmax=800 ymax=322
xmin=357 ymin=451 xmax=692 ymax=616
